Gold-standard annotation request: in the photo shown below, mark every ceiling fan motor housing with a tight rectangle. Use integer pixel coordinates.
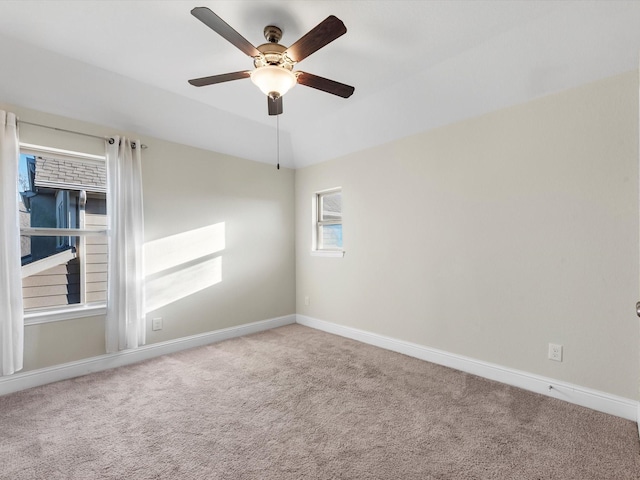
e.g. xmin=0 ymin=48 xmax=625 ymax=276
xmin=254 ymin=42 xmax=295 ymax=70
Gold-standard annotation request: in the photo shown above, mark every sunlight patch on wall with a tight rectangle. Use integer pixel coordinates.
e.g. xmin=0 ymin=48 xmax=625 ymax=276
xmin=144 ymin=222 xmax=225 ymax=313
xmin=144 ymin=223 xmax=225 ymax=276
xmin=145 ymin=256 xmax=222 ymax=313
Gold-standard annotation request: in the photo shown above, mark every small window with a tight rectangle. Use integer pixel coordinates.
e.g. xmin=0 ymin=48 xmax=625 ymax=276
xmin=314 ymin=188 xmax=343 ymax=253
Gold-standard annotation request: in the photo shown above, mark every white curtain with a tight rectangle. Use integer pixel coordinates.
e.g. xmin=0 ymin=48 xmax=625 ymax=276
xmin=0 ymin=111 xmax=23 ymax=375
xmin=106 ymin=136 xmax=145 ymax=353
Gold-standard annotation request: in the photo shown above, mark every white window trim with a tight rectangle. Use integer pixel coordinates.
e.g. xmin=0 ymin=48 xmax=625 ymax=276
xmin=20 ymin=143 xmax=106 ymax=163
xmin=19 ymin=145 xmax=108 ymax=324
xmin=311 ymin=250 xmax=345 ymax=258
xmin=21 ymin=227 xmax=107 ymax=236
xmin=24 ymin=304 xmax=107 ymax=325
xmin=311 ymin=187 xmax=344 ymax=256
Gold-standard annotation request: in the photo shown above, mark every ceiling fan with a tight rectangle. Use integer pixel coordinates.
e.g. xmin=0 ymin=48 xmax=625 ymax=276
xmin=188 ymin=7 xmax=355 ymax=116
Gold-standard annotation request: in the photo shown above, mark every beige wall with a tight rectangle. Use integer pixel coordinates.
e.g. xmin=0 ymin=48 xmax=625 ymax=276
xmin=3 ymin=103 xmax=296 ymax=371
xmin=295 ymin=71 xmax=640 ymax=400
xmin=5 ymin=71 xmax=640 ymax=400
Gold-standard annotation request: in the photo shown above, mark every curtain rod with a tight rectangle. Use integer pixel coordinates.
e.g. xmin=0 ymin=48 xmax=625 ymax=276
xmin=18 ymin=120 xmax=148 ymax=149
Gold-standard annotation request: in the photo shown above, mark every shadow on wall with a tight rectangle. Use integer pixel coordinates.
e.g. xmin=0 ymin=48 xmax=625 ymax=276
xmin=144 ymin=222 xmax=225 ymax=313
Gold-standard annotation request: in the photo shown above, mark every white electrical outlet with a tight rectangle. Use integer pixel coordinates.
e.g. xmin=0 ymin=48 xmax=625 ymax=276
xmin=548 ymin=343 xmax=563 ymax=362
xmin=304 ymin=296 xmax=310 ymax=306
xmin=152 ymin=317 xmax=163 ymax=331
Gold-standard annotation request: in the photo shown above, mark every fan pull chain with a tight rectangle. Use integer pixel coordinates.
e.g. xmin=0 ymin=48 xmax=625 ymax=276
xmin=276 ymin=114 xmax=280 ymax=170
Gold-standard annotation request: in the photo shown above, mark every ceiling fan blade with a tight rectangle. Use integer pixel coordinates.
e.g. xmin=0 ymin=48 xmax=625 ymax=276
xmin=284 ymin=15 xmax=347 ymax=63
xmin=188 ymin=71 xmax=251 ymax=87
xmin=191 ymin=7 xmax=261 ymax=58
xmin=296 ymin=72 xmax=354 ymax=98
xmin=268 ymin=96 xmax=283 ymax=116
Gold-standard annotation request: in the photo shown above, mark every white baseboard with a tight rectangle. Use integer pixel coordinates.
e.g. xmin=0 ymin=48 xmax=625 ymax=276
xmin=4 ymin=313 xmax=637 ymax=424
xmin=0 ymin=314 xmax=296 ymax=396
xmin=296 ymin=314 xmax=638 ymax=422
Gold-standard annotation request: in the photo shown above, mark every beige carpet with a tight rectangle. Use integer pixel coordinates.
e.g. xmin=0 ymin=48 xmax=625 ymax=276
xmin=0 ymin=324 xmax=638 ymax=479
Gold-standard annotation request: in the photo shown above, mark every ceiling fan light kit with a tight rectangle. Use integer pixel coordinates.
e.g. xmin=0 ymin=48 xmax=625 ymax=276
xmin=250 ymin=66 xmax=296 ymax=99
xmin=188 ymin=7 xmax=355 ymax=115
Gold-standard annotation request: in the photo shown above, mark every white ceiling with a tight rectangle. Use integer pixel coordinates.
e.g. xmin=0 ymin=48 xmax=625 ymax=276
xmin=0 ymin=1 xmax=639 ymax=169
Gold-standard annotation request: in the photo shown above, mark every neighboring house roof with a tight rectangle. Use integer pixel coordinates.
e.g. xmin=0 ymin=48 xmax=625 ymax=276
xmin=34 ymin=156 xmax=106 ymax=193
xmin=21 ymin=247 xmax=76 ymax=278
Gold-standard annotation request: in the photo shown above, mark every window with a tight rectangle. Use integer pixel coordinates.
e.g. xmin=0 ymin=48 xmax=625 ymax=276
xmin=313 ymin=188 xmax=344 ymax=256
xmin=18 ymin=145 xmax=108 ymax=321
xmin=55 ymin=190 xmax=70 ymax=248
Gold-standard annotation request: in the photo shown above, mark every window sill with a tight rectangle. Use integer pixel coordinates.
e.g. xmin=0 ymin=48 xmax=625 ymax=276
xmin=311 ymin=250 xmax=345 ymax=258
xmin=24 ymin=304 xmax=107 ymax=326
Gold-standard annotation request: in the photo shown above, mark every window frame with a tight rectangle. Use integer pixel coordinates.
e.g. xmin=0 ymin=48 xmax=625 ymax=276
xmin=312 ymin=187 xmax=344 ymax=257
xmin=18 ymin=143 xmax=108 ymax=324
